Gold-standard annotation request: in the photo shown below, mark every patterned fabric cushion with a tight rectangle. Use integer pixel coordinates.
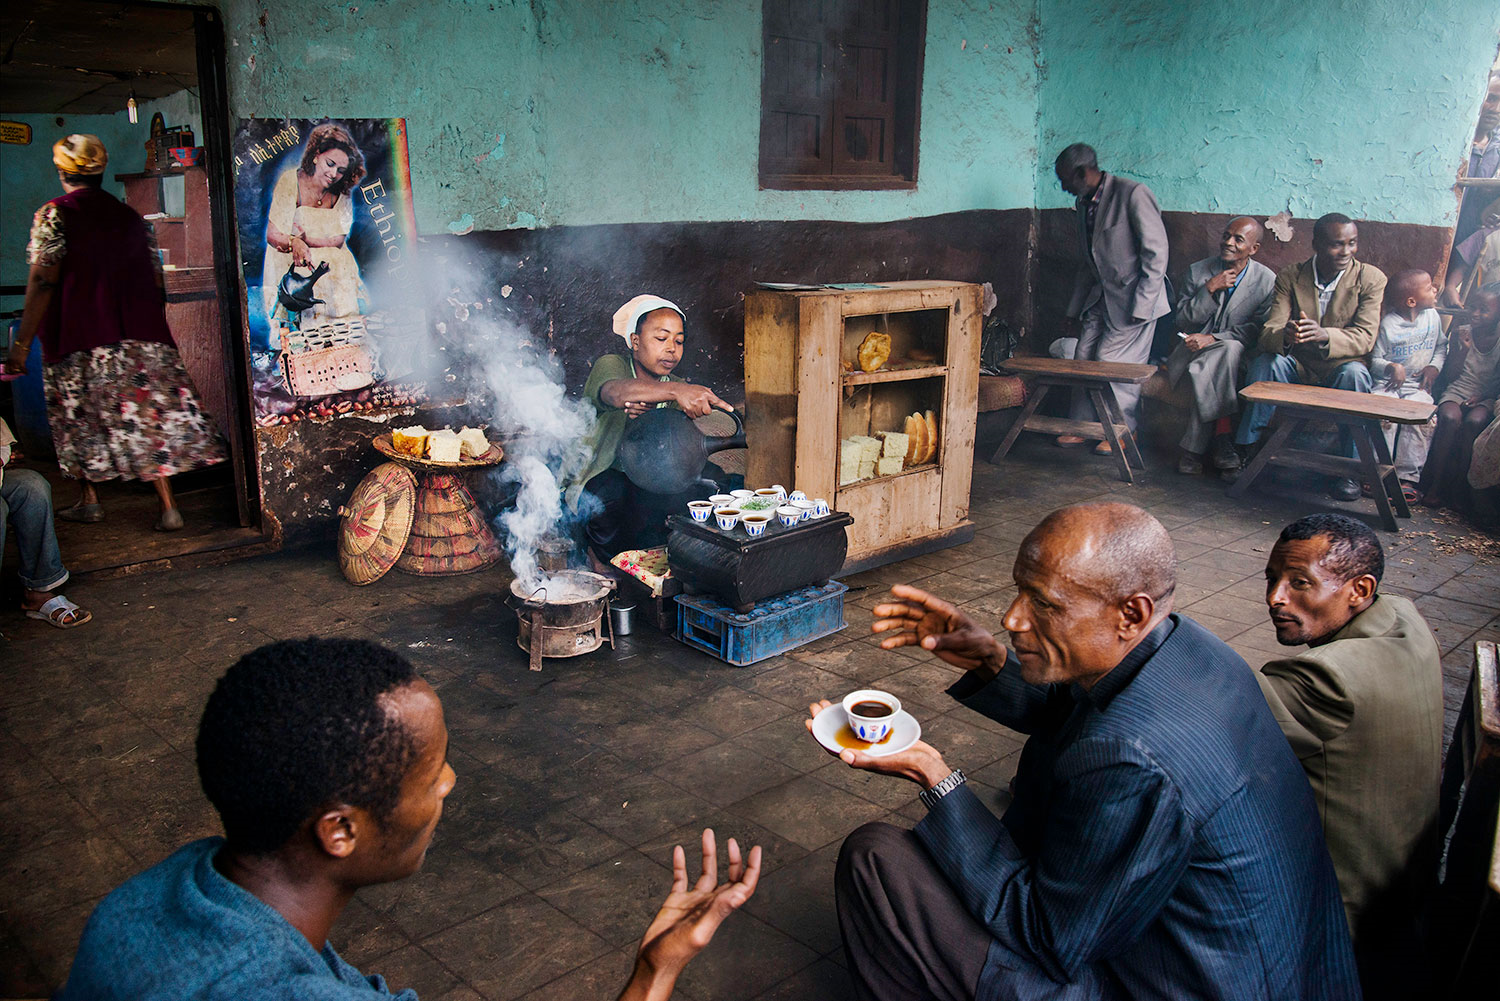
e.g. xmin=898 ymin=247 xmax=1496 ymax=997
xmin=610 ymin=546 xmax=672 ymax=597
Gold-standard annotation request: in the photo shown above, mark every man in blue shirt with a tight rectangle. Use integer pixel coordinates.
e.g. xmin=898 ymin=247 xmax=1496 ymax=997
xmin=59 ymin=638 xmax=761 ymax=1000
xmin=812 ymin=502 xmax=1359 ymax=1000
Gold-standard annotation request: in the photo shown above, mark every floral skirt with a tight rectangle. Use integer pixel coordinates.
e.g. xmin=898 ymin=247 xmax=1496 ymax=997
xmin=43 ymin=340 xmax=228 ymax=482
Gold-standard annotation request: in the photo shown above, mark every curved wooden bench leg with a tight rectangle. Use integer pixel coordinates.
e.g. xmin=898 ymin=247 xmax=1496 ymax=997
xmin=1089 ymin=386 xmax=1134 ymax=484
xmin=1227 ymin=418 xmax=1297 ymax=499
xmin=1352 ymin=423 xmax=1398 ymax=531
xmin=989 ymin=383 xmax=1050 ymax=464
xmin=1367 ymin=420 xmax=1411 ymax=519
xmin=1099 ymin=384 xmax=1145 ymax=471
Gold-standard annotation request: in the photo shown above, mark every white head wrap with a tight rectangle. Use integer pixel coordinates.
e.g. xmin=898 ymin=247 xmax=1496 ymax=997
xmin=611 ymin=294 xmax=685 ymax=347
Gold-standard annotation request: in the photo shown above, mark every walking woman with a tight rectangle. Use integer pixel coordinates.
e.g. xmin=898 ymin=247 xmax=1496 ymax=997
xmin=3 ymin=134 xmax=225 ymax=531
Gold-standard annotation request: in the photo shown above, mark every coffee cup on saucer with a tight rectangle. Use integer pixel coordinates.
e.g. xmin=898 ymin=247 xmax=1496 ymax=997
xmin=842 ymin=690 xmax=901 ymax=744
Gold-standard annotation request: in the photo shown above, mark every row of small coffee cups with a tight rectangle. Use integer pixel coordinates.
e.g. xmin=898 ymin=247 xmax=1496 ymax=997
xmin=687 ymin=486 xmax=831 ymax=536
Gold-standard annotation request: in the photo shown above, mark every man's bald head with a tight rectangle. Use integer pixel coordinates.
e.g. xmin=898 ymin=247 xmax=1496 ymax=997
xmin=1005 ymin=503 xmax=1177 ymax=687
xmin=1228 ymin=216 xmax=1264 ymax=245
xmin=1020 ymin=503 xmax=1177 ymax=609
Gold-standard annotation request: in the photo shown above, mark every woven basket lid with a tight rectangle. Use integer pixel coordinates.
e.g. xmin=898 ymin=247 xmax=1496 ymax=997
xmin=339 ymin=462 xmax=418 ymax=585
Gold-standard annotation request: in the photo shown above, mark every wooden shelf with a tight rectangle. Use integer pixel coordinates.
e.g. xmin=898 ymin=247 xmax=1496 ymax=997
xmin=836 ymin=462 xmax=941 ymax=489
xmin=841 ymin=364 xmax=947 ymax=386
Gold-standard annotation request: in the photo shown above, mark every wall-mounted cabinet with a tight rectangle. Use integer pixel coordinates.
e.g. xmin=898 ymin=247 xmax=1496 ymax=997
xmin=744 ymin=281 xmax=981 ymax=572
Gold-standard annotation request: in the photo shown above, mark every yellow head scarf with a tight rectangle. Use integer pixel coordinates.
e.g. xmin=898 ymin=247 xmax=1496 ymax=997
xmin=53 ymin=134 xmax=108 ymax=176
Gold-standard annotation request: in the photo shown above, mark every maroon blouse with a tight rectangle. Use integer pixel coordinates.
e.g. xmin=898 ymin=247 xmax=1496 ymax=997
xmin=38 ymin=186 xmax=175 ymax=364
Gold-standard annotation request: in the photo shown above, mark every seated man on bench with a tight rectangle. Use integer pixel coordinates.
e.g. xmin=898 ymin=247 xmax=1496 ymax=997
xmin=1165 ymin=216 xmax=1276 ymax=477
xmin=1231 ymin=213 xmax=1386 ymax=499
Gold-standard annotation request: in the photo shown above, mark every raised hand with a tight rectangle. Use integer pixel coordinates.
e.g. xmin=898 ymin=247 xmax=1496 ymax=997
xmin=871 ymin=584 xmax=1007 ymax=676
xmin=621 ymin=828 xmax=762 ymax=1001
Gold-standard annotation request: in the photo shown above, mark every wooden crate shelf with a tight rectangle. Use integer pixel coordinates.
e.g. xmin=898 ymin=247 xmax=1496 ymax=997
xmin=744 ymin=280 xmax=981 ymax=571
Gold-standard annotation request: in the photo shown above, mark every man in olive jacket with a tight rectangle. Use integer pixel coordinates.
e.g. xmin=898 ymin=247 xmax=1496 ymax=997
xmin=1256 ymin=513 xmax=1442 ymax=999
xmin=1234 ymin=213 xmax=1387 ymax=499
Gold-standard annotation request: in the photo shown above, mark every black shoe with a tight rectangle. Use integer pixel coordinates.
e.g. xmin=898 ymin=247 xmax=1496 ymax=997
xmin=1212 ymin=438 xmax=1242 ymax=471
xmin=1329 ymin=477 xmax=1361 ymax=501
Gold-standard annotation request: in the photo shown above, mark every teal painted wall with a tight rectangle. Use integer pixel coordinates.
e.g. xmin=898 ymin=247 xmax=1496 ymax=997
xmin=0 ymin=113 xmax=134 ymax=289
xmin=214 ymin=0 xmax=1041 ymax=233
xmin=0 ymin=93 xmax=203 ymax=289
xmin=1035 ymin=0 xmax=1500 ymax=225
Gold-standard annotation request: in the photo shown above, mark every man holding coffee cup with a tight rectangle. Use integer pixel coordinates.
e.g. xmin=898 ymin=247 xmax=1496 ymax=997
xmin=809 ymin=502 xmax=1357 ymax=1000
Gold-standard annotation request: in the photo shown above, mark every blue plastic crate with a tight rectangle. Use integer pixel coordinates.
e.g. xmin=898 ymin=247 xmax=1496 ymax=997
xmin=674 ymin=581 xmax=848 ymax=666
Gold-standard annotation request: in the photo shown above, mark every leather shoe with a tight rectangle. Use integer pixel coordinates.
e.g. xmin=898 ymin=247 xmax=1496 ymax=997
xmin=1328 ymin=477 xmax=1361 ymax=501
xmin=1211 ymin=438 xmax=1242 ymax=471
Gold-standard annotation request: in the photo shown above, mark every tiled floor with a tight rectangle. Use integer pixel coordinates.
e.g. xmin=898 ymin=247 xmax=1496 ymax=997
xmin=2 ymin=437 xmax=1496 ymax=999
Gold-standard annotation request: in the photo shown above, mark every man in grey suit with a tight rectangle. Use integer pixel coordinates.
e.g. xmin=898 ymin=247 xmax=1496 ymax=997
xmin=1055 ymin=144 xmax=1170 ymax=452
xmin=1165 ymin=216 xmax=1276 ymax=476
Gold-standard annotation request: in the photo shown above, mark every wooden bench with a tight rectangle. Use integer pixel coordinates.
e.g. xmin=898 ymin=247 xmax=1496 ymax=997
xmin=989 ymin=357 xmax=1156 ymax=483
xmin=1225 ymin=382 xmax=1436 ymax=531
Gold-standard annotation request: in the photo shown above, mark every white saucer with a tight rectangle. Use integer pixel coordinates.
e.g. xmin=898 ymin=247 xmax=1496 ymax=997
xmin=811 ymin=705 xmax=920 ymax=758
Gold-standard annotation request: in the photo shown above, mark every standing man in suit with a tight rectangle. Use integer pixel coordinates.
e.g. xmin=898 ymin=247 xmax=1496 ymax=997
xmin=1232 ymin=213 xmax=1386 ymax=499
xmin=1054 ymin=144 xmax=1171 ymax=453
xmin=1256 ymin=513 xmax=1442 ymax=998
xmin=1166 ymin=216 xmax=1277 ymax=477
xmin=814 ymin=502 xmax=1358 ymax=1001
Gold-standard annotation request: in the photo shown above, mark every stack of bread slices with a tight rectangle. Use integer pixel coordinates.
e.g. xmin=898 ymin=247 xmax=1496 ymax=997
xmin=390 ymin=426 xmax=491 ymax=461
xmin=837 ymin=410 xmax=939 ymax=485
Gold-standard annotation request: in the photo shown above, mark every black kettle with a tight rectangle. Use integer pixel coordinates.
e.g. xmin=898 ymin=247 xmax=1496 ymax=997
xmin=277 ymin=261 xmax=330 ymax=315
xmin=616 ymin=405 xmax=747 ymax=495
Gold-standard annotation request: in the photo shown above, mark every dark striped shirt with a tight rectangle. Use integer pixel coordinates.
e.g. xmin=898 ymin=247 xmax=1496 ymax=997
xmin=915 ymin=615 xmax=1359 ymax=1000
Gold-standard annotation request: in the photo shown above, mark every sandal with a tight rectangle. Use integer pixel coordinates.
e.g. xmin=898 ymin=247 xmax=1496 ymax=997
xmin=1055 ymin=435 xmax=1089 ymax=448
xmin=1096 ymin=435 xmax=1133 ymax=455
xmin=58 ymin=502 xmax=104 ymax=524
xmin=25 ymin=594 xmax=92 ymax=629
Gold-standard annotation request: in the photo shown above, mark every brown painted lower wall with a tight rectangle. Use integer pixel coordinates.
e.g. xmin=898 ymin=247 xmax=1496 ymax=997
xmin=257 ymin=205 xmax=1455 ymax=544
xmin=259 ymin=209 xmax=1034 ymax=543
xmin=1032 ymin=208 xmax=1454 ymax=351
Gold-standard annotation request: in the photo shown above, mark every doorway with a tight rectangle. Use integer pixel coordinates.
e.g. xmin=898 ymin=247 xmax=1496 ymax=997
xmin=1 ymin=0 xmax=264 ymax=575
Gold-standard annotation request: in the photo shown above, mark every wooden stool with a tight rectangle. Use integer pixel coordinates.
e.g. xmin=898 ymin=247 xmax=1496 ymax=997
xmin=989 ymin=357 xmax=1156 ymax=483
xmin=1225 ymin=382 xmax=1435 ymax=531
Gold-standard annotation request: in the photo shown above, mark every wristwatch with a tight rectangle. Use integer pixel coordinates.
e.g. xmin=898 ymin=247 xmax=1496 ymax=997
xmin=918 ymin=768 xmax=967 ymax=811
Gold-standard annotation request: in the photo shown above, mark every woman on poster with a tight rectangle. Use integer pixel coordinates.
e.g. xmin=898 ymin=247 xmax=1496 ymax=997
xmin=262 ymin=122 xmax=369 ymax=329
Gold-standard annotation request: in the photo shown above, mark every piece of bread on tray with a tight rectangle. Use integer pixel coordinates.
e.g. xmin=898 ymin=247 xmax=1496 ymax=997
xmin=391 ymin=426 xmax=430 ymax=458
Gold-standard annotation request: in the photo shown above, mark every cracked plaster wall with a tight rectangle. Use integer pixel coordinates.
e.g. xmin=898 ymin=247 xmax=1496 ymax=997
xmin=1035 ymin=0 xmax=1500 ymax=225
xmin=212 ymin=0 xmax=1040 ymax=231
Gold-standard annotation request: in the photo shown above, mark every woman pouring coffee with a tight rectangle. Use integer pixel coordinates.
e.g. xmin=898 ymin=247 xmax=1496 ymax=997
xmin=569 ymin=294 xmax=733 ymax=567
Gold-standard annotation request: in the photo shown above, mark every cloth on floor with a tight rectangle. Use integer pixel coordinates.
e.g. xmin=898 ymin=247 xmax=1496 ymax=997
xmin=611 ymin=546 xmax=672 ymax=598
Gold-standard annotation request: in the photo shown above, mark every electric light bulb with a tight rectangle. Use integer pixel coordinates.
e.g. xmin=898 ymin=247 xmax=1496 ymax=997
xmin=127 ymin=92 xmax=138 ymax=124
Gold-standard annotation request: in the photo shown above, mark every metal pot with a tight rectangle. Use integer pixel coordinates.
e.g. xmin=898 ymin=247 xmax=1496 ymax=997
xmin=510 ymin=569 xmax=616 ymax=671
xmin=616 ymin=405 xmax=746 ymax=495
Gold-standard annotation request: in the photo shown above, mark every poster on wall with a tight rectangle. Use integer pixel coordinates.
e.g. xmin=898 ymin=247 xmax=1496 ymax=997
xmin=233 ymin=117 xmax=428 ymax=425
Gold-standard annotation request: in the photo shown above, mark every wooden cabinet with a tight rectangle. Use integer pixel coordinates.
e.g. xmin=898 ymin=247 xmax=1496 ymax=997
xmin=744 ymin=281 xmax=981 ymax=572
xmin=118 ymin=167 xmax=232 ymax=439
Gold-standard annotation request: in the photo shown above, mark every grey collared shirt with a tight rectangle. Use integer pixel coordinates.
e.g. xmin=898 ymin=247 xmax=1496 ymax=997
xmin=1312 ymin=260 xmax=1346 ymax=321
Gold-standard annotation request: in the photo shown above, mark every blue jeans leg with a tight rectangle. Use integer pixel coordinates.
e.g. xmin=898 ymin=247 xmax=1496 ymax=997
xmin=0 ymin=469 xmax=69 ymax=591
xmin=1234 ymin=353 xmax=1299 ymax=445
xmin=1324 ymin=361 xmax=1373 ymax=458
